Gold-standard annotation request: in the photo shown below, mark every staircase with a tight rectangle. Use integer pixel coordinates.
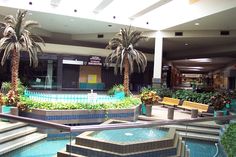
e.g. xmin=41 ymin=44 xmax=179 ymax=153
xmin=0 ymin=121 xmax=47 ymax=155
xmin=166 ymin=122 xmax=221 ymax=142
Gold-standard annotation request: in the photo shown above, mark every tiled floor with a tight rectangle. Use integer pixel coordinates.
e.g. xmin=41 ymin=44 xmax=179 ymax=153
xmin=139 ymin=105 xmax=191 ymax=121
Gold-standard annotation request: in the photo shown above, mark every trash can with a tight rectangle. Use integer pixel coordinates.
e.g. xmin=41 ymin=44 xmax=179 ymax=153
xmin=168 ymin=107 xmax=174 ymax=120
xmin=191 ymin=109 xmax=198 ymax=118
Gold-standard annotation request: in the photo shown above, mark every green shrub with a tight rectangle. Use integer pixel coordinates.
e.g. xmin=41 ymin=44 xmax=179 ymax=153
xmin=172 ymin=90 xmax=213 ymax=104
xmin=107 ymin=84 xmax=124 ymax=95
xmin=221 ymin=123 xmax=236 ymax=157
xmin=1 ymin=79 xmax=26 ymax=95
xmin=19 ymin=96 xmax=140 ymax=110
xmin=155 ymin=86 xmax=173 ymax=98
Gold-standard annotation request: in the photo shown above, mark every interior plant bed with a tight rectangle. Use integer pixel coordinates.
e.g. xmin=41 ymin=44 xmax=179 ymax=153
xmin=19 ymin=97 xmax=141 ymax=124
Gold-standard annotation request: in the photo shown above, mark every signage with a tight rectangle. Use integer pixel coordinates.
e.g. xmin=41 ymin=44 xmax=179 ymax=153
xmin=63 ymin=59 xmax=83 ymax=65
xmin=87 ymin=56 xmax=102 ymax=66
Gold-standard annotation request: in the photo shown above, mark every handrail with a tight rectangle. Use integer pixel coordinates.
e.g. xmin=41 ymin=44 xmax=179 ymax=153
xmin=70 ymin=115 xmax=236 ymax=132
xmin=1 ymin=113 xmax=236 ymax=133
xmin=0 ymin=113 xmax=71 ymax=132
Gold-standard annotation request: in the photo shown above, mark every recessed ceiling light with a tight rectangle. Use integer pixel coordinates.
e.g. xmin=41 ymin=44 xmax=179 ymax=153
xmin=195 ymin=22 xmax=200 ymax=26
xmin=28 ymin=12 xmax=33 ymax=16
xmin=108 ymin=24 xmax=112 ymax=27
xmin=185 ymin=43 xmax=189 ymax=46
xmin=188 ymin=58 xmax=212 ymax=62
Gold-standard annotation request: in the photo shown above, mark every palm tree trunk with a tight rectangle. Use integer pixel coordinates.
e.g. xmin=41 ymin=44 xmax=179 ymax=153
xmin=123 ymin=55 xmax=129 ymax=96
xmin=11 ymin=47 xmax=20 ymax=93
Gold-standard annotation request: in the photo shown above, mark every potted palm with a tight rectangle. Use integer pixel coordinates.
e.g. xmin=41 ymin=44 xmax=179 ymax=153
xmin=140 ymin=89 xmax=160 ymax=116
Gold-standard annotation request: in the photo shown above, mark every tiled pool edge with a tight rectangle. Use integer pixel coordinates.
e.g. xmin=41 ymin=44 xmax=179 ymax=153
xmin=20 ymin=105 xmax=140 ymax=124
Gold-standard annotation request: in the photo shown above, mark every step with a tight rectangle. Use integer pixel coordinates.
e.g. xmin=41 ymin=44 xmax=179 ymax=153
xmin=186 ymin=121 xmax=222 ymax=129
xmin=0 ymin=122 xmax=27 ymax=133
xmin=176 ymin=131 xmax=219 ymax=142
xmin=57 ymin=151 xmax=86 ymax=157
xmin=0 ymin=132 xmax=47 ymax=155
xmin=167 ymin=125 xmax=220 ymax=135
xmin=68 ymin=134 xmax=180 ymax=157
xmin=0 ymin=126 xmax=37 ymax=143
xmin=168 ymin=137 xmax=183 ymax=157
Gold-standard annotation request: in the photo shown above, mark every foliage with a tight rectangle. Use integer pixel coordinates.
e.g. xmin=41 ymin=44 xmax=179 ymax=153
xmin=221 ymin=123 xmax=236 ymax=157
xmin=0 ymin=10 xmax=44 ymax=67
xmin=105 ymin=26 xmax=147 ymax=95
xmin=140 ymin=88 xmax=160 ymax=105
xmin=210 ymin=91 xmax=231 ymax=110
xmin=107 ymin=84 xmax=124 ymax=95
xmin=1 ymin=79 xmax=26 ymax=95
xmin=6 ymin=90 xmax=19 ymax=106
xmin=0 ymin=9 xmax=44 ymax=93
xmin=0 ymin=93 xmax=5 ymax=106
xmin=19 ymin=96 xmax=141 ymax=110
xmin=172 ymin=90 xmax=213 ymax=104
xmin=155 ymin=86 xmax=173 ymax=98
xmin=1 ymin=81 xmax=11 ymax=94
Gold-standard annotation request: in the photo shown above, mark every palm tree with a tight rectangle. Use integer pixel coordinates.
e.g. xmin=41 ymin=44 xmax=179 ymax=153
xmin=105 ymin=27 xmax=147 ymax=96
xmin=0 ymin=10 xmax=44 ymax=101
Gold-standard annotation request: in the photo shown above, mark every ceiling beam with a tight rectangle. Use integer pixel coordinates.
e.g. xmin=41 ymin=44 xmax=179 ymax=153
xmin=50 ymin=0 xmax=62 ymax=7
xmin=130 ymin=0 xmax=173 ymax=19
xmin=93 ymin=0 xmax=114 ymax=14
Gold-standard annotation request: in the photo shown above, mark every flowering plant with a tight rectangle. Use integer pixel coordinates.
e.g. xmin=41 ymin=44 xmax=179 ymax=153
xmin=140 ymin=90 xmax=160 ymax=105
xmin=210 ymin=91 xmax=231 ymax=110
xmin=6 ymin=90 xmax=19 ymax=106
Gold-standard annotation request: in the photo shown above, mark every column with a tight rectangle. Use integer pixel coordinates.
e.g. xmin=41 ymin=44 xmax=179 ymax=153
xmin=57 ymin=56 xmax=63 ymax=90
xmin=152 ymin=31 xmax=163 ymax=88
xmin=46 ymin=60 xmax=53 ymax=89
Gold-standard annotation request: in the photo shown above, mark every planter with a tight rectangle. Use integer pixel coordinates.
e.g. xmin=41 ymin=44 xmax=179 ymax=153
xmin=21 ymin=105 xmax=140 ymax=124
xmin=10 ymin=107 xmax=19 ymax=116
xmin=0 ymin=106 xmax=2 ymax=113
xmin=145 ymin=104 xmax=152 ymax=117
xmin=214 ymin=110 xmax=229 ymax=124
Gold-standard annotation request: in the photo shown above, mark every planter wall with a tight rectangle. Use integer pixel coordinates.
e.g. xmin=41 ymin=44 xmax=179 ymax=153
xmin=21 ymin=105 xmax=140 ymax=124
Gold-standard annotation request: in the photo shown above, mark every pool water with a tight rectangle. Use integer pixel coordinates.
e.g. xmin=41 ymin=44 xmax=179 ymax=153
xmin=2 ymin=138 xmax=70 ymax=157
xmin=26 ymin=92 xmax=120 ymax=103
xmin=185 ymin=139 xmax=226 ymax=157
xmin=90 ymin=128 xmax=168 ymax=143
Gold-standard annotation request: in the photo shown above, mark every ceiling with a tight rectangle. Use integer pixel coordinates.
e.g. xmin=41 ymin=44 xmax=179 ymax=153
xmin=0 ymin=0 xmax=236 ymax=74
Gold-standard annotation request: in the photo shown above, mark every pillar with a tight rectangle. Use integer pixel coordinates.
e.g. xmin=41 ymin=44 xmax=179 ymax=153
xmin=57 ymin=56 xmax=63 ymax=90
xmin=46 ymin=60 xmax=53 ymax=89
xmin=152 ymin=31 xmax=163 ymax=88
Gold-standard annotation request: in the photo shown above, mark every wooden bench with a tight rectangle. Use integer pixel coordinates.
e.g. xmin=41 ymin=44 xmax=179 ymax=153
xmin=159 ymin=97 xmax=181 ymax=107
xmin=178 ymin=100 xmax=209 ymax=113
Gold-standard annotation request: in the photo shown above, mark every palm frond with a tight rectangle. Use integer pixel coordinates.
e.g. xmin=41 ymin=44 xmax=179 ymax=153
xmin=4 ymin=15 xmax=16 ymax=26
xmin=1 ymin=43 xmax=13 ymax=66
xmin=105 ymin=26 xmax=148 ymax=75
xmin=23 ymin=20 xmax=39 ymax=31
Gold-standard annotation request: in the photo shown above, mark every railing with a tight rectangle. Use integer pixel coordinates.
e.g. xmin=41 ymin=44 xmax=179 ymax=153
xmin=0 ymin=113 xmax=236 ymax=132
xmin=0 ymin=113 xmax=234 ymax=157
xmin=0 ymin=113 xmax=70 ymax=132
